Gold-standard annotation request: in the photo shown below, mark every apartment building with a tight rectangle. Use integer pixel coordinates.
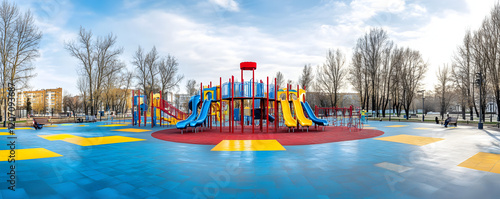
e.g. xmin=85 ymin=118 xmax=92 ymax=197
xmin=17 ymin=88 xmax=63 ymax=114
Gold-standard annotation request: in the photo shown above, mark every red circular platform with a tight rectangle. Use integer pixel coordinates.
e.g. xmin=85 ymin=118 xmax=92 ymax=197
xmin=151 ymin=126 xmax=384 ymax=145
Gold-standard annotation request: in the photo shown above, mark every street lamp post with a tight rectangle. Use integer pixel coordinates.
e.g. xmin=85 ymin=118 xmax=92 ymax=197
xmin=476 ymin=72 xmax=483 ymax=129
xmin=389 ymin=98 xmax=392 ymax=121
xmin=418 ymin=90 xmax=425 ymax=122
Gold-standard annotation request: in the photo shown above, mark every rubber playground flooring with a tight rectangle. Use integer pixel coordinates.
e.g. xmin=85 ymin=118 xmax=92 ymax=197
xmin=1 ymin=121 xmax=500 ymax=198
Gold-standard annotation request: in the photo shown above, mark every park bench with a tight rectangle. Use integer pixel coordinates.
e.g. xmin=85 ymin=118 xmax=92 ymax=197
xmin=448 ymin=117 xmax=458 ymax=127
xmin=33 ymin=117 xmax=51 ymax=130
xmin=76 ymin=118 xmax=84 ymax=123
xmin=86 ymin=115 xmax=97 ymax=122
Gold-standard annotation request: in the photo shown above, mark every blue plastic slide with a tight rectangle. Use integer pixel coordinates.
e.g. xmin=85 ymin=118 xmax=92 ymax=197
xmin=301 ymin=101 xmax=328 ymax=126
xmin=176 ymin=95 xmax=201 ymax=129
xmin=189 ymin=99 xmax=212 ymax=128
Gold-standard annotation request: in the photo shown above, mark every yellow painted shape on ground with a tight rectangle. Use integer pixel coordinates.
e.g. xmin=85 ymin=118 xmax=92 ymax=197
xmin=0 ymin=127 xmax=33 ymax=130
xmin=414 ymin=127 xmax=431 ymax=130
xmin=62 ymin=135 xmax=145 ymax=146
xmin=374 ymin=134 xmax=444 ymax=146
xmin=211 ymin=140 xmax=286 ymax=151
xmin=0 ymin=148 xmax=62 ymax=161
xmin=98 ymin=124 xmax=128 ymax=127
xmin=364 ymin=125 xmax=370 ymax=127
xmin=364 ymin=127 xmax=376 ymax=129
xmin=17 ymin=127 xmax=34 ymax=130
xmin=112 ymin=128 xmax=151 ymax=133
xmin=44 ymin=125 xmax=58 ymax=127
xmin=60 ymin=124 xmax=73 ymax=126
xmin=385 ymin=125 xmax=408 ymax=128
xmin=38 ymin=134 xmax=81 ymax=141
xmin=78 ymin=125 xmax=87 ymax=127
xmin=458 ymin=152 xmax=500 ymax=174
xmin=0 ymin=132 xmax=14 ymax=135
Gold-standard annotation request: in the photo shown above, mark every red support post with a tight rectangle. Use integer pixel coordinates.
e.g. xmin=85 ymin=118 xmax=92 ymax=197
xmin=286 ymin=84 xmax=289 ymax=102
xmin=231 ymin=76 xmax=234 ymax=133
xmin=160 ymin=91 xmax=162 ymax=127
xmin=138 ymin=90 xmax=141 ymax=127
xmin=131 ymin=90 xmax=135 ymax=126
xmin=229 ymin=78 xmax=232 ymax=133
xmin=151 ymin=92 xmax=153 ymax=128
xmin=297 ymin=84 xmax=299 ymax=130
xmin=144 ymin=92 xmax=146 ymax=127
xmin=275 ymin=78 xmax=278 ymax=132
xmin=252 ymin=69 xmax=254 ymax=134
xmin=200 ymin=83 xmax=203 ymax=127
xmin=266 ymin=77 xmax=269 ymax=133
xmin=210 ymin=81 xmax=212 ymax=129
xmin=220 ymin=77 xmax=222 ymax=132
xmin=303 ymin=86 xmax=306 ymax=102
xmin=241 ymin=71 xmax=244 ymax=134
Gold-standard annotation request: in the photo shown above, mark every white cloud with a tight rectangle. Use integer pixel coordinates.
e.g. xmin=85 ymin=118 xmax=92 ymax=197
xmin=347 ymin=0 xmax=405 ymax=24
xmin=393 ymin=0 xmax=497 ymax=92
xmin=209 ymin=0 xmax=239 ymax=12
xmin=407 ymin=3 xmax=427 ymax=17
xmin=17 ymin=0 xmax=500 ymax=96
xmin=13 ymin=0 xmax=79 ymax=93
xmin=89 ymin=10 xmax=328 ymax=92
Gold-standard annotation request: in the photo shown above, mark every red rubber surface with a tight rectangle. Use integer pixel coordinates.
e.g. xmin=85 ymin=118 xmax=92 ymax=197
xmin=151 ymin=126 xmax=384 ymax=145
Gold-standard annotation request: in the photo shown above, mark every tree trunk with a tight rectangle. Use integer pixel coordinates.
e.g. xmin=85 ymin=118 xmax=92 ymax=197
xmin=404 ymin=106 xmax=410 ymax=120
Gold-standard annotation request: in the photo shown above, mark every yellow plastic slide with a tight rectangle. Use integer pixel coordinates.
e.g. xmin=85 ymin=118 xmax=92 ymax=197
xmin=280 ymin=100 xmax=297 ymax=127
xmin=156 ymin=108 xmax=177 ymax=125
xmin=163 ymin=117 xmax=177 ymax=125
xmin=292 ymin=99 xmax=312 ymax=127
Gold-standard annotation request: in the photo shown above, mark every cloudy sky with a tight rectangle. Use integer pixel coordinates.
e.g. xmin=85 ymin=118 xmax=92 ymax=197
xmin=17 ymin=0 xmax=498 ymax=95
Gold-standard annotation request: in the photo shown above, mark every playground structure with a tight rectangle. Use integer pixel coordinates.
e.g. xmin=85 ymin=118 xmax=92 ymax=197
xmin=170 ymin=62 xmax=363 ymax=134
xmin=131 ymin=90 xmax=188 ymax=127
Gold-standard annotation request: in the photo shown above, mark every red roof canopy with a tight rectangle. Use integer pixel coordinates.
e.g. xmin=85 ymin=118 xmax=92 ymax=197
xmin=240 ymin=62 xmax=257 ymax=70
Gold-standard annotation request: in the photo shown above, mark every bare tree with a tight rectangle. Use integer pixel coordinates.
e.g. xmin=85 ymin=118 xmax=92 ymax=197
xmin=435 ymin=65 xmax=453 ymax=119
xmin=349 ymin=52 xmax=366 ymax=109
xmin=117 ymin=70 xmax=133 ymax=116
xmin=63 ymin=93 xmax=82 ymax=120
xmin=298 ymin=64 xmax=314 ymax=89
xmin=145 ymin=46 xmax=159 ymax=95
xmin=77 ymin=76 xmax=88 ymax=114
xmin=65 ymin=27 xmax=123 ymax=115
xmin=378 ymin=41 xmax=395 ymax=117
xmin=400 ymin=48 xmax=428 ymax=119
xmin=159 ymin=54 xmax=184 ymax=100
xmin=452 ymin=30 xmax=474 ymax=120
xmin=0 ymin=0 xmax=41 ymax=124
xmin=101 ymin=61 xmax=125 ymax=113
xmin=317 ymin=49 xmax=346 ymax=107
xmin=388 ymin=47 xmax=404 ymax=116
xmin=93 ymin=33 xmax=124 ymax=113
xmin=185 ymin=79 xmax=198 ymax=96
xmin=471 ymin=25 xmax=488 ymax=120
xmin=351 ymin=28 xmax=393 ymax=116
xmin=133 ymin=46 xmax=161 ymax=100
xmin=66 ymin=27 xmax=93 ymax=115
xmin=275 ymin=71 xmax=284 ymax=89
